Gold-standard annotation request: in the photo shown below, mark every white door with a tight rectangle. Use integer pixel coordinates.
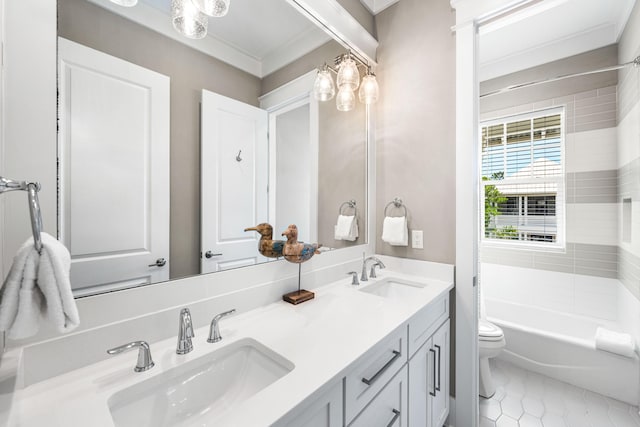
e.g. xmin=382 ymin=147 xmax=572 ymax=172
xmin=200 ymin=90 xmax=269 ymax=273
xmin=268 ymin=98 xmax=318 ymax=244
xmin=58 ymin=38 xmax=170 ymax=295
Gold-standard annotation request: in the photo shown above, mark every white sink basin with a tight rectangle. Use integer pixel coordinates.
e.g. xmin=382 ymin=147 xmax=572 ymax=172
xmin=108 ymin=338 xmax=294 ymax=427
xmin=360 ymin=277 xmax=428 ymax=298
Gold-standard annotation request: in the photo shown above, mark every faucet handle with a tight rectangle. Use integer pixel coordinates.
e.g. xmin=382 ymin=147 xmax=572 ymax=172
xmin=347 ymin=271 xmax=359 ymax=285
xmin=107 ymin=341 xmax=155 ymax=372
xmin=208 ymin=309 xmax=236 ymax=343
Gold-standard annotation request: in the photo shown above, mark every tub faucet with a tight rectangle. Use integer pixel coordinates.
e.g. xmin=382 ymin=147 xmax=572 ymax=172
xmin=176 ymin=308 xmax=195 ymax=355
xmin=361 ymin=256 xmax=386 ymax=282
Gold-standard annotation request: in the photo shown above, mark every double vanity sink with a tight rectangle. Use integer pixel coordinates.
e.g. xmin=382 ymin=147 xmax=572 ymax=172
xmin=9 ymin=271 xmax=452 ymax=427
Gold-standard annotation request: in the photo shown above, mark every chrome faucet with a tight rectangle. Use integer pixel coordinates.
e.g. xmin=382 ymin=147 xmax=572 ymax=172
xmin=370 ymin=261 xmax=385 ymax=279
xmin=107 ymin=341 xmax=155 ymax=372
xmin=361 ymin=256 xmax=386 ymax=282
xmin=176 ymin=308 xmax=195 ymax=355
xmin=208 ymin=309 xmax=236 ymax=343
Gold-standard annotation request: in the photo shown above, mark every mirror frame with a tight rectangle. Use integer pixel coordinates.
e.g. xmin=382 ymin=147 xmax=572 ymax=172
xmin=0 ymin=0 xmax=377 ymax=314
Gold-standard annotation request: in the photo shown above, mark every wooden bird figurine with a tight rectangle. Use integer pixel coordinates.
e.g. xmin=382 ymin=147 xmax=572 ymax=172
xmin=281 ymin=224 xmax=322 ymax=264
xmin=244 ymin=223 xmax=284 ymax=258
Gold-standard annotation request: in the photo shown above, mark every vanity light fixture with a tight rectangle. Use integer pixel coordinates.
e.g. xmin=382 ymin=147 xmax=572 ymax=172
xmin=109 ymin=0 xmax=138 ymax=6
xmin=358 ymin=68 xmax=379 ymax=105
xmin=191 ymin=0 xmax=230 ymax=17
xmin=313 ymin=51 xmax=378 ymax=112
xmin=172 ymin=0 xmax=209 ymax=40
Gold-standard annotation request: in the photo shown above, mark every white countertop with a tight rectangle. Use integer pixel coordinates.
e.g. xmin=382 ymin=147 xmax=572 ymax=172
xmin=8 ymin=270 xmax=452 ymax=427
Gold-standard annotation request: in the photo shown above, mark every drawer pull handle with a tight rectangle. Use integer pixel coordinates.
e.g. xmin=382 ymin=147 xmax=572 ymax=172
xmin=386 ymin=409 xmax=401 ymax=427
xmin=361 ymin=350 xmax=401 ymax=386
xmin=435 ymin=344 xmax=441 ymax=392
xmin=429 ymin=348 xmax=437 ymax=396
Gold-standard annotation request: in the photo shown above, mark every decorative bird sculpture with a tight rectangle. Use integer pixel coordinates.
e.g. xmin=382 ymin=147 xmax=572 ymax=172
xmin=281 ymin=224 xmax=322 ymax=264
xmin=244 ymin=223 xmax=284 ymax=258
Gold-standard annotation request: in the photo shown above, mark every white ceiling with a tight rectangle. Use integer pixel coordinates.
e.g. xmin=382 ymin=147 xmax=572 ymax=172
xmin=94 ymin=0 xmax=331 ymax=77
xmin=479 ymin=0 xmax=637 ymax=81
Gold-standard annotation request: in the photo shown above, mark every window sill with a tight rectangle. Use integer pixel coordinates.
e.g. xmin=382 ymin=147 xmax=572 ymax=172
xmin=481 ymin=240 xmax=566 ymax=254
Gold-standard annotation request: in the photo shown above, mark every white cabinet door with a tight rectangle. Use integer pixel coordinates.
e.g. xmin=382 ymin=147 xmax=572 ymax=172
xmin=58 ymin=38 xmax=170 ymax=294
xmin=350 ymin=365 xmax=408 ymax=427
xmin=430 ymin=320 xmax=450 ymax=427
xmin=200 ymin=90 xmax=269 ymax=273
xmin=276 ymin=381 xmax=343 ymax=427
xmin=408 ymin=320 xmax=450 ymax=427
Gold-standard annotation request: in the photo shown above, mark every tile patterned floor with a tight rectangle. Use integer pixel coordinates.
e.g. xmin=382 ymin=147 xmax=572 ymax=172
xmin=480 ymin=359 xmax=640 ymax=427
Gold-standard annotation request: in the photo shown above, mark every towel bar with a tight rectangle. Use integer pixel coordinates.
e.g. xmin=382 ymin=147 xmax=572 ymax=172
xmin=384 ymin=197 xmax=407 ymax=217
xmin=0 ymin=176 xmax=44 ymax=253
xmin=339 ymin=200 xmax=357 ymax=216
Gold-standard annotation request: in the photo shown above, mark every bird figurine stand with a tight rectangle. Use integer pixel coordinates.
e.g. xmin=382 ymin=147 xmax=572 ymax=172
xmin=281 ymin=224 xmax=321 ymax=305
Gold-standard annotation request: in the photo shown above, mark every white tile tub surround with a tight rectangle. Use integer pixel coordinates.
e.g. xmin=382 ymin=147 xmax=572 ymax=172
xmin=565 ymin=127 xmax=618 ymax=174
xmin=566 ymin=204 xmax=619 ymax=246
xmin=480 ymin=359 xmax=640 ymax=427
xmin=617 ymin=100 xmax=640 ymax=169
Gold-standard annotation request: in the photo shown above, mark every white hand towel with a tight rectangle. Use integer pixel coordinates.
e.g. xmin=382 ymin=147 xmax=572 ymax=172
xmin=595 ymin=327 xmax=636 ymax=358
xmin=381 ymin=216 xmax=408 ymax=246
xmin=0 ymin=239 xmax=42 ymax=339
xmin=38 ymin=233 xmax=80 ymax=334
xmin=334 ymin=215 xmax=358 ymax=241
xmin=0 ymin=233 xmax=79 ymax=339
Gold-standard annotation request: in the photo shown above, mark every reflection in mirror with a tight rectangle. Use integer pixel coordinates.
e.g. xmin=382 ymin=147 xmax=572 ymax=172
xmin=57 ymin=0 xmax=369 ymax=296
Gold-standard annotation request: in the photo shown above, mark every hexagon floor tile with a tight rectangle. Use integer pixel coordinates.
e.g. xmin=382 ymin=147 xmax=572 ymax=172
xmin=477 ymin=359 xmax=640 ymax=427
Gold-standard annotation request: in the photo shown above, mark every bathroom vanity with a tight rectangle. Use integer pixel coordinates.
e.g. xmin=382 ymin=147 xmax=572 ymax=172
xmin=6 ymin=269 xmax=452 ymax=426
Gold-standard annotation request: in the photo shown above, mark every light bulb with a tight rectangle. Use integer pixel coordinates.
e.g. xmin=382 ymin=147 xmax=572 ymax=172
xmin=336 ymin=87 xmax=355 ymax=112
xmin=337 ymin=57 xmax=360 ymax=91
xmin=313 ymin=69 xmax=335 ymax=102
xmin=191 ymin=0 xmax=230 ymax=17
xmin=358 ymin=74 xmax=379 ymax=104
xmin=172 ymin=0 xmax=208 ymax=39
xmin=110 ymin=0 xmax=138 ymax=6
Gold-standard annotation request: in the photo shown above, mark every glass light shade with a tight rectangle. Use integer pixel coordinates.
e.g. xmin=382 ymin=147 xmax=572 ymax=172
xmin=336 ymin=57 xmax=360 ymax=91
xmin=313 ymin=69 xmax=335 ymax=101
xmin=172 ymin=0 xmax=208 ymax=40
xmin=110 ymin=0 xmax=138 ymax=6
xmin=358 ymin=74 xmax=379 ymax=104
xmin=336 ymin=87 xmax=355 ymax=112
xmin=191 ymin=0 xmax=230 ymax=17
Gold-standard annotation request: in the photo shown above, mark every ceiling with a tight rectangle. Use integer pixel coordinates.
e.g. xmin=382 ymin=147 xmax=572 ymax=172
xmin=479 ymin=0 xmax=637 ymax=81
xmin=93 ymin=0 xmax=331 ymax=77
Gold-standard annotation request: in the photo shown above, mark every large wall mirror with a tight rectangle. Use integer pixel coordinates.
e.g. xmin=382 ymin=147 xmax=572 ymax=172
xmin=57 ymin=0 xmax=371 ymax=296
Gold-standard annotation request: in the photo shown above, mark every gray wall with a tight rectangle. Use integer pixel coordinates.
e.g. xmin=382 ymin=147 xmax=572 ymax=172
xmin=374 ymin=0 xmax=456 ymax=264
xmin=480 ymin=47 xmax=620 ymax=280
xmin=59 ymin=0 xmax=263 ymax=279
xmin=336 ymin=0 xmax=376 ymax=37
xmin=261 ymin=40 xmax=344 ymax=95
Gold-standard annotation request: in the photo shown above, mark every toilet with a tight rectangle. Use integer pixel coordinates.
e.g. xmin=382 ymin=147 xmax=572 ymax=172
xmin=479 ymin=319 xmax=506 ymax=398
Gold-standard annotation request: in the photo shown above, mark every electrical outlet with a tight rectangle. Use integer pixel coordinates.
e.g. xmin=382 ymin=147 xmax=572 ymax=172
xmin=412 ymin=230 xmax=424 ymax=249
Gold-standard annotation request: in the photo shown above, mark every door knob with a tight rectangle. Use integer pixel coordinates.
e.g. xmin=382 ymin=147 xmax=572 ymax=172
xmin=205 ymin=251 xmax=223 ymax=259
xmin=148 ymin=258 xmax=167 ymax=267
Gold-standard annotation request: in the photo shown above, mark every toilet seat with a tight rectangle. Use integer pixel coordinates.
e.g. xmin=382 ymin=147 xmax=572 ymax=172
xmin=479 ymin=320 xmax=504 ymax=342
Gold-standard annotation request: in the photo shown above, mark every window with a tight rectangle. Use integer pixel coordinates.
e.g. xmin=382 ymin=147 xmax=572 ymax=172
xmin=481 ymin=108 xmax=565 ymax=249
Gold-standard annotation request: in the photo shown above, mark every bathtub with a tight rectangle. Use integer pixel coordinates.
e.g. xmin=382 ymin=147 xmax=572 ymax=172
xmin=486 ymin=297 xmax=640 ymax=405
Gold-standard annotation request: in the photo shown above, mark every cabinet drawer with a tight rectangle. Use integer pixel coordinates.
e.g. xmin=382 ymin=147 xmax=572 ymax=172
xmin=349 ymin=364 xmax=408 ymax=427
xmin=408 ymin=293 xmax=449 ymax=357
xmin=345 ymin=326 xmax=407 ymax=424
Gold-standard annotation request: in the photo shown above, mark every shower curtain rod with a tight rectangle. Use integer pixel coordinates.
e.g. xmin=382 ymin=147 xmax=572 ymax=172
xmin=480 ymin=55 xmax=640 ymax=98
